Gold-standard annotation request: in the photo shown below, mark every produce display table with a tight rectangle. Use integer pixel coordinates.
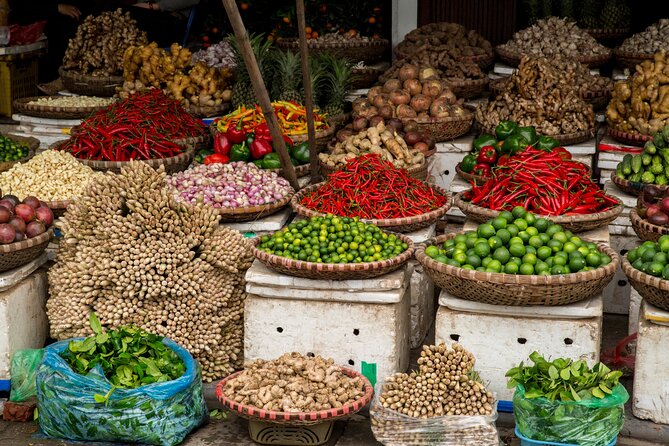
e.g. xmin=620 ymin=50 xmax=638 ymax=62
xmin=435 ymin=290 xmax=604 ymax=402
xmin=244 ymin=261 xmax=411 ymax=385
xmin=223 ymin=207 xmax=293 ymax=236
xmin=633 ymin=300 xmax=669 ymax=424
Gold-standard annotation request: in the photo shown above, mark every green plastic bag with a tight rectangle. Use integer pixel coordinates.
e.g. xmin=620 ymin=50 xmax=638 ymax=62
xmin=9 ymin=349 xmax=44 ymax=402
xmin=513 ymin=384 xmax=628 ymax=446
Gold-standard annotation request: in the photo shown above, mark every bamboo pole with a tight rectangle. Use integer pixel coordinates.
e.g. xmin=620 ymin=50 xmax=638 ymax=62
xmin=295 ymin=0 xmax=319 ymax=184
xmin=221 ymin=0 xmax=299 ymax=190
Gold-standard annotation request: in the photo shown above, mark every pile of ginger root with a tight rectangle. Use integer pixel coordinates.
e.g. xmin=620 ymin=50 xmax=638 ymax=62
xmin=120 ymin=43 xmax=233 ymax=108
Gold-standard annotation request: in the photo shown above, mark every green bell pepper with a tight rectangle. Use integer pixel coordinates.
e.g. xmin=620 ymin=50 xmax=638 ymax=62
xmin=512 ymin=126 xmax=538 ymax=145
xmin=230 ymin=142 xmax=250 ymax=162
xmin=473 ymin=134 xmax=498 ymax=152
xmin=460 ymin=154 xmax=477 ymax=173
xmin=495 ymin=120 xmax=519 ymax=140
xmin=501 ymin=134 xmax=529 ymax=155
xmin=261 ymin=152 xmax=282 ymax=169
xmin=535 ymin=135 xmax=559 ymax=152
xmin=290 ymin=142 xmax=310 ymax=164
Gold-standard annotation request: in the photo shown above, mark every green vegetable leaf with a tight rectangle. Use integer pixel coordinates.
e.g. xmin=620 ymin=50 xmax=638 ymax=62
xmin=548 ymin=365 xmax=559 ymax=380
xmin=599 ymin=383 xmax=613 ymax=394
xmin=560 ymin=367 xmax=570 ymax=380
xmin=592 ymin=387 xmax=606 ymax=398
xmin=90 ymin=312 xmax=103 ymax=335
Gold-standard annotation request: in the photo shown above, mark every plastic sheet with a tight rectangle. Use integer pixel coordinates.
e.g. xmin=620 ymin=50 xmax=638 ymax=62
xmin=9 ymin=349 xmax=44 ymax=402
xmin=36 ymin=338 xmax=207 ymax=446
xmin=369 ymin=382 xmax=500 ymax=446
xmin=513 ymin=384 xmax=628 ymax=446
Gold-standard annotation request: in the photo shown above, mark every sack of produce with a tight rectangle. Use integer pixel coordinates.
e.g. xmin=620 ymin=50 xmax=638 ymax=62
xmin=9 ymin=349 xmax=44 ymax=402
xmin=36 ymin=315 xmax=207 ymax=446
xmin=508 ymin=352 xmax=629 ymax=446
xmin=370 ymin=344 xmax=500 ymax=446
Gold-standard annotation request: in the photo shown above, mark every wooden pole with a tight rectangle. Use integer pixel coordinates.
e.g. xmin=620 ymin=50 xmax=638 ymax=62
xmin=295 ymin=0 xmax=319 ymax=184
xmin=221 ymin=0 xmax=299 ymax=190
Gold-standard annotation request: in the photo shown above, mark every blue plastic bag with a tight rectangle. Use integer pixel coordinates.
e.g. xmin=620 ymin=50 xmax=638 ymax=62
xmin=36 ymin=338 xmax=207 ymax=446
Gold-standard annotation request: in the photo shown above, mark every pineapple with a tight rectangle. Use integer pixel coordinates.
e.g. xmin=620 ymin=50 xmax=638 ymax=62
xmin=579 ymin=0 xmax=602 ymax=28
xmin=229 ymin=33 xmax=273 ymax=108
xmin=558 ymin=0 xmax=575 ymax=19
xmin=540 ymin=0 xmax=553 ymax=18
xmin=320 ymin=55 xmax=353 ymax=118
xmin=303 ymin=56 xmax=327 ymax=108
xmin=273 ymin=50 xmax=303 ymax=103
xmin=600 ymin=0 xmax=630 ymax=28
xmin=524 ymin=0 xmax=540 ymax=24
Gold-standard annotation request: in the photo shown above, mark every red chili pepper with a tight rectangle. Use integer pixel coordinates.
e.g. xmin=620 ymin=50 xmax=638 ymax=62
xmin=204 ymin=153 xmax=230 ymax=164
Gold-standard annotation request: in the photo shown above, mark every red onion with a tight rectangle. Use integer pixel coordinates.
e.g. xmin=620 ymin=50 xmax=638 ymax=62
xmin=0 ymin=223 xmax=16 ymax=244
xmin=167 ymin=162 xmax=294 ymax=209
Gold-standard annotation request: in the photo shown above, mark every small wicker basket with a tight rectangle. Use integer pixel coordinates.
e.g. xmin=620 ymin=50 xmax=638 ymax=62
xmin=416 ymin=233 xmax=619 ymax=306
xmin=0 ymin=134 xmax=39 ymax=173
xmin=609 ymin=172 xmax=666 ymax=197
xmin=495 ymin=45 xmax=611 ymax=68
xmin=59 ymin=68 xmax=123 ymax=97
xmin=218 ymin=191 xmax=294 ymax=223
xmin=276 ymin=38 xmax=389 ymax=63
xmin=400 ymin=112 xmax=474 ymax=143
xmin=630 ymin=208 xmax=669 ymax=242
xmin=13 ymin=96 xmax=114 ymax=120
xmin=621 ymin=255 xmax=669 ymax=312
xmin=0 ymin=229 xmax=54 ymax=273
xmin=614 ymin=48 xmax=654 ymax=69
xmin=444 ymin=78 xmax=489 ymax=99
xmin=455 ymin=163 xmax=489 ymax=185
xmin=607 ymin=126 xmax=652 ymax=147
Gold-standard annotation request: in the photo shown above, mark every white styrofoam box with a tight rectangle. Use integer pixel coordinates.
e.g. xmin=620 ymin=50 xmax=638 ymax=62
xmin=603 ymin=235 xmax=639 ymax=315
xmin=493 ymin=63 xmax=516 ymax=76
xmin=436 ymin=291 xmax=603 ymax=401
xmin=0 ymin=270 xmax=49 ymax=380
xmin=604 ymin=180 xmax=637 ymax=208
xmin=244 ymin=261 xmax=410 ymax=383
xmin=572 ymin=155 xmax=593 ymax=167
xmin=432 ymin=152 xmax=466 ymax=193
xmin=449 ymin=176 xmax=469 ymax=195
xmin=0 ymin=254 xmax=47 ymax=292
xmin=609 ymin=225 xmax=637 ymax=237
xmin=461 ymin=219 xmax=610 ymax=244
xmin=12 ymin=114 xmax=81 ymax=127
xmin=629 ymin=288 xmax=642 ymax=335
xmin=405 ymin=223 xmax=436 ymax=245
xmin=408 ymin=260 xmax=435 ymax=348
xmin=612 ymin=68 xmax=629 ymax=81
xmin=224 ymin=208 xmax=292 ymax=234
xmin=564 ymin=140 xmax=596 ymax=155
xmin=633 ymin=301 xmax=669 ymax=424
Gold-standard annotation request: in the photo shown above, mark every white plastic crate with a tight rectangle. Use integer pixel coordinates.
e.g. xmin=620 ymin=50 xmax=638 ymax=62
xmin=629 ymin=288 xmax=643 ymax=335
xmin=244 ymin=261 xmax=410 ymax=384
xmin=435 ymin=291 xmax=603 ymax=401
xmin=0 ymin=269 xmax=49 ymax=380
xmin=223 ymin=207 xmax=293 ymax=236
xmin=633 ymin=301 xmax=669 ymax=424
xmin=603 ymin=235 xmax=639 ymax=315
xmin=408 ymin=260 xmax=435 ymax=348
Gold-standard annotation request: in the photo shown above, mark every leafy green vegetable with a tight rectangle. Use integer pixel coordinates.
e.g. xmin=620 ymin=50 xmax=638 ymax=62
xmin=60 ymin=313 xmax=186 ymax=390
xmin=506 ymin=352 xmax=623 ymax=402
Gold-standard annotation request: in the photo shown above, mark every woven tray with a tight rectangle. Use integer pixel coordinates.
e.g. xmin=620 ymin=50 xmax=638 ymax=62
xmin=351 ymin=67 xmax=383 ymax=89
xmin=290 ymin=183 xmax=451 ymax=233
xmin=444 ymin=77 xmax=489 ymax=99
xmin=216 ymin=367 xmax=373 ymax=425
xmin=218 ymin=191 xmax=294 ymax=223
xmin=251 ymin=231 xmax=414 ymax=280
xmin=609 ymin=171 xmax=668 ymax=197
xmin=455 ymin=163 xmax=489 ymax=185
xmin=400 ymin=112 xmax=474 ymax=143
xmin=607 ymin=126 xmax=651 ymax=147
xmin=12 ymin=96 xmax=113 ymax=120
xmin=0 ymin=134 xmax=39 ymax=173
xmin=59 ymin=68 xmax=123 ymax=97
xmin=622 ymin=254 xmax=669 ymax=311
xmin=614 ymin=48 xmax=654 ymax=69
xmin=416 ymin=232 xmax=619 ymax=306
xmin=276 ymin=38 xmax=389 ymax=63
xmin=453 ymin=191 xmax=623 ymax=233
xmin=0 ymin=229 xmax=53 ymax=273
xmin=319 ymin=157 xmax=428 ymax=181
xmin=495 ymin=45 xmax=612 ymax=68
xmin=630 ymin=208 xmax=669 ymax=242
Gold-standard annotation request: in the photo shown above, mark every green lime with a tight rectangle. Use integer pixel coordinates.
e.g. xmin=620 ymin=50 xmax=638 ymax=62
xmin=466 ymin=248 xmax=476 ymax=257
xmin=462 ymin=265 xmax=475 ymax=270
xmin=529 ymin=236 xmax=544 ymax=248
xmin=425 ymin=246 xmax=440 ymax=258
xmin=493 ymin=247 xmax=511 ymax=264
xmin=482 ymin=257 xmax=493 ymax=268
xmin=478 ymin=223 xmax=496 ymax=239
xmin=535 ymin=261 xmax=549 ymax=274
xmin=632 ymin=258 xmax=644 ymax=270
xmin=586 ymin=253 xmax=602 ymax=267
xmin=568 ymin=250 xmax=583 ymax=260
xmin=465 ymin=236 xmax=477 ymax=249
xmin=551 ymin=265 xmax=566 ymax=275
xmin=487 ymin=259 xmax=502 ymax=273
xmin=509 ymin=236 xmax=524 ymax=246
xmin=514 ymin=219 xmax=528 ymax=231
xmin=546 ymin=257 xmax=554 ymax=267
xmin=563 ymin=242 xmax=577 ymax=254
xmin=455 ymin=242 xmax=467 ymax=252
xmin=641 ymin=248 xmax=657 ymax=263
xmin=504 ymin=262 xmax=519 ymax=274
xmin=518 ymin=231 xmax=530 ymax=243
xmin=600 ymin=254 xmax=612 ymax=266
xmin=476 ymin=267 xmax=486 ymax=272
xmin=492 ymin=217 xmax=507 ymax=230
xmin=539 ymin=233 xmax=551 ymax=244
xmin=525 ymin=246 xmax=536 ymax=255
xmin=467 ymin=255 xmax=482 ymax=268
xmin=526 ymin=226 xmax=539 ymax=237
xmin=509 ymin=243 xmax=526 ymax=258
xmin=663 ymin=265 xmax=669 ymax=280
xmin=524 ymin=213 xmax=536 ymax=226
xmin=512 ymin=206 xmax=527 ymax=219
xmin=519 ymin=263 xmax=535 ymax=275
xmin=546 ymin=224 xmax=562 ymax=237
xmin=649 ymin=262 xmax=664 ymax=277
xmin=500 ymin=211 xmax=514 ymax=222
xmin=447 ymin=259 xmax=461 ymax=267
xmin=454 ymin=252 xmax=468 ymax=264
xmin=454 ymin=234 xmax=467 ymax=244
xmin=654 ymin=252 xmax=668 ymax=265
xmin=659 ymin=236 xmax=669 ymax=253
xmin=537 ymin=246 xmax=552 ymax=260
xmin=475 ymin=242 xmax=491 ymax=258
xmin=534 ymin=218 xmax=550 ymax=233
xmin=497 ymin=228 xmax=511 ymax=244
xmin=547 ymin=239 xmax=563 ymax=253
xmin=587 ymin=242 xmax=597 ymax=250
xmin=510 ymin=256 xmax=523 ymax=267
xmin=569 ymin=257 xmax=585 ymax=272
xmin=507 ymin=225 xmax=519 ymax=237
xmin=522 ymin=253 xmax=537 ymax=266
xmin=488 ymin=236 xmax=504 ymax=250
xmin=443 ymin=239 xmax=455 ymax=249
xmin=552 ymin=231 xmax=568 ymax=244
xmin=627 ymin=248 xmax=639 ymax=264
xmin=553 ymin=255 xmax=567 ymax=266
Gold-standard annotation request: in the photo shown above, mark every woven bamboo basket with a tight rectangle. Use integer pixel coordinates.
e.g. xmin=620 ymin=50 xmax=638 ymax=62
xmin=186 ymin=102 xmax=230 ymax=118
xmin=607 ymin=126 xmax=651 ymax=147
xmin=416 ymin=233 xmax=619 ymax=306
xmin=0 ymin=229 xmax=54 ymax=273
xmin=251 ymin=232 xmax=414 ymax=280
xmin=490 ymin=79 xmax=610 ymax=110
xmin=290 ymin=183 xmax=451 ymax=233
xmin=0 ymin=134 xmax=39 ymax=173
xmin=453 ymin=191 xmax=623 ymax=233
xmin=621 ymin=255 xmax=669 ymax=311
xmin=630 ymin=208 xmax=669 ymax=242
xmin=495 ymin=45 xmax=611 ymax=68
xmin=614 ymin=48 xmax=654 ymax=69
xmin=609 ymin=172 xmax=667 ymax=197
xmin=289 ymin=126 xmax=336 ymax=149
xmin=276 ymin=38 xmax=389 ymax=63
xmin=45 ymin=200 xmax=72 ymax=219
xmin=319 ymin=157 xmax=428 ymax=181
xmin=13 ymin=96 xmax=114 ymax=120
xmin=584 ymin=28 xmax=630 ymax=42
xmin=59 ymin=68 xmax=123 ymax=97
xmin=457 ymin=52 xmax=496 ymax=69
xmin=268 ymin=163 xmax=310 ymax=179
xmin=400 ymin=112 xmax=473 ymax=143
xmin=218 ymin=191 xmax=294 ymax=223
xmin=351 ymin=67 xmax=384 ymax=89
xmin=455 ymin=163 xmax=489 ymax=185
xmin=444 ymin=77 xmax=489 ymax=99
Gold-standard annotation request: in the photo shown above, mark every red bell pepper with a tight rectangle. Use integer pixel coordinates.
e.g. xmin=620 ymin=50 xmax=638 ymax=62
xmin=476 ymin=145 xmax=497 ymax=165
xmin=255 ymin=122 xmax=271 ymax=140
xmin=282 ymin=134 xmax=293 ymax=147
xmin=226 ymin=121 xmax=246 ymax=144
xmin=250 ymin=138 xmax=273 ymax=160
xmin=204 ymin=153 xmax=230 ymax=164
xmin=473 ymin=163 xmax=492 ymax=177
xmin=213 ymin=133 xmax=231 ymax=156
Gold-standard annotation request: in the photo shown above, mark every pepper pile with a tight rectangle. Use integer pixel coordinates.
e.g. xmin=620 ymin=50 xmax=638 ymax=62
xmin=465 ymin=147 xmax=619 ymax=216
xmin=460 ymin=120 xmax=560 ymax=177
xmin=58 ymin=90 xmax=207 ymax=161
xmin=301 ymin=154 xmax=447 ymax=219
xmin=215 ymin=101 xmax=329 ymax=136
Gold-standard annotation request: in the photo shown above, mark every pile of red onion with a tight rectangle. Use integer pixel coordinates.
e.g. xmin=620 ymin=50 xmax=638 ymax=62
xmin=167 ymin=162 xmax=294 ymax=209
xmin=0 ymin=195 xmax=54 ymax=244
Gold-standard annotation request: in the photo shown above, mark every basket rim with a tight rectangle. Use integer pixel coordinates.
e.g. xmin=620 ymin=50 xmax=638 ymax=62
xmin=453 ymin=191 xmax=624 ymax=225
xmin=607 ymin=126 xmax=652 ymax=143
xmin=455 ymin=162 xmax=489 ymax=183
xmin=630 ymin=207 xmax=669 ymax=236
xmin=276 ymin=37 xmax=390 ymax=49
xmin=51 ymin=140 xmax=196 ymax=165
xmin=495 ymin=44 xmax=611 ymax=66
xmin=400 ymin=110 xmax=474 ymax=125
xmin=217 ymin=189 xmax=294 ymax=217
xmin=290 ymin=182 xmax=451 ymax=227
xmin=610 ymin=171 xmax=667 ymax=194
xmin=12 ymin=96 xmax=114 ymax=116
xmin=251 ymin=230 xmax=415 ymax=273
xmin=621 ymin=253 xmax=669 ymax=292
xmin=416 ymin=232 xmax=619 ymax=285
xmin=613 ymin=47 xmax=657 ymax=59
xmin=0 ymin=228 xmax=54 ymax=253
xmin=215 ymin=367 xmax=374 ymax=423
xmin=59 ymin=68 xmax=124 ymax=82
xmin=443 ymin=77 xmax=489 ymax=88
xmin=44 ymin=199 xmax=73 ymax=210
